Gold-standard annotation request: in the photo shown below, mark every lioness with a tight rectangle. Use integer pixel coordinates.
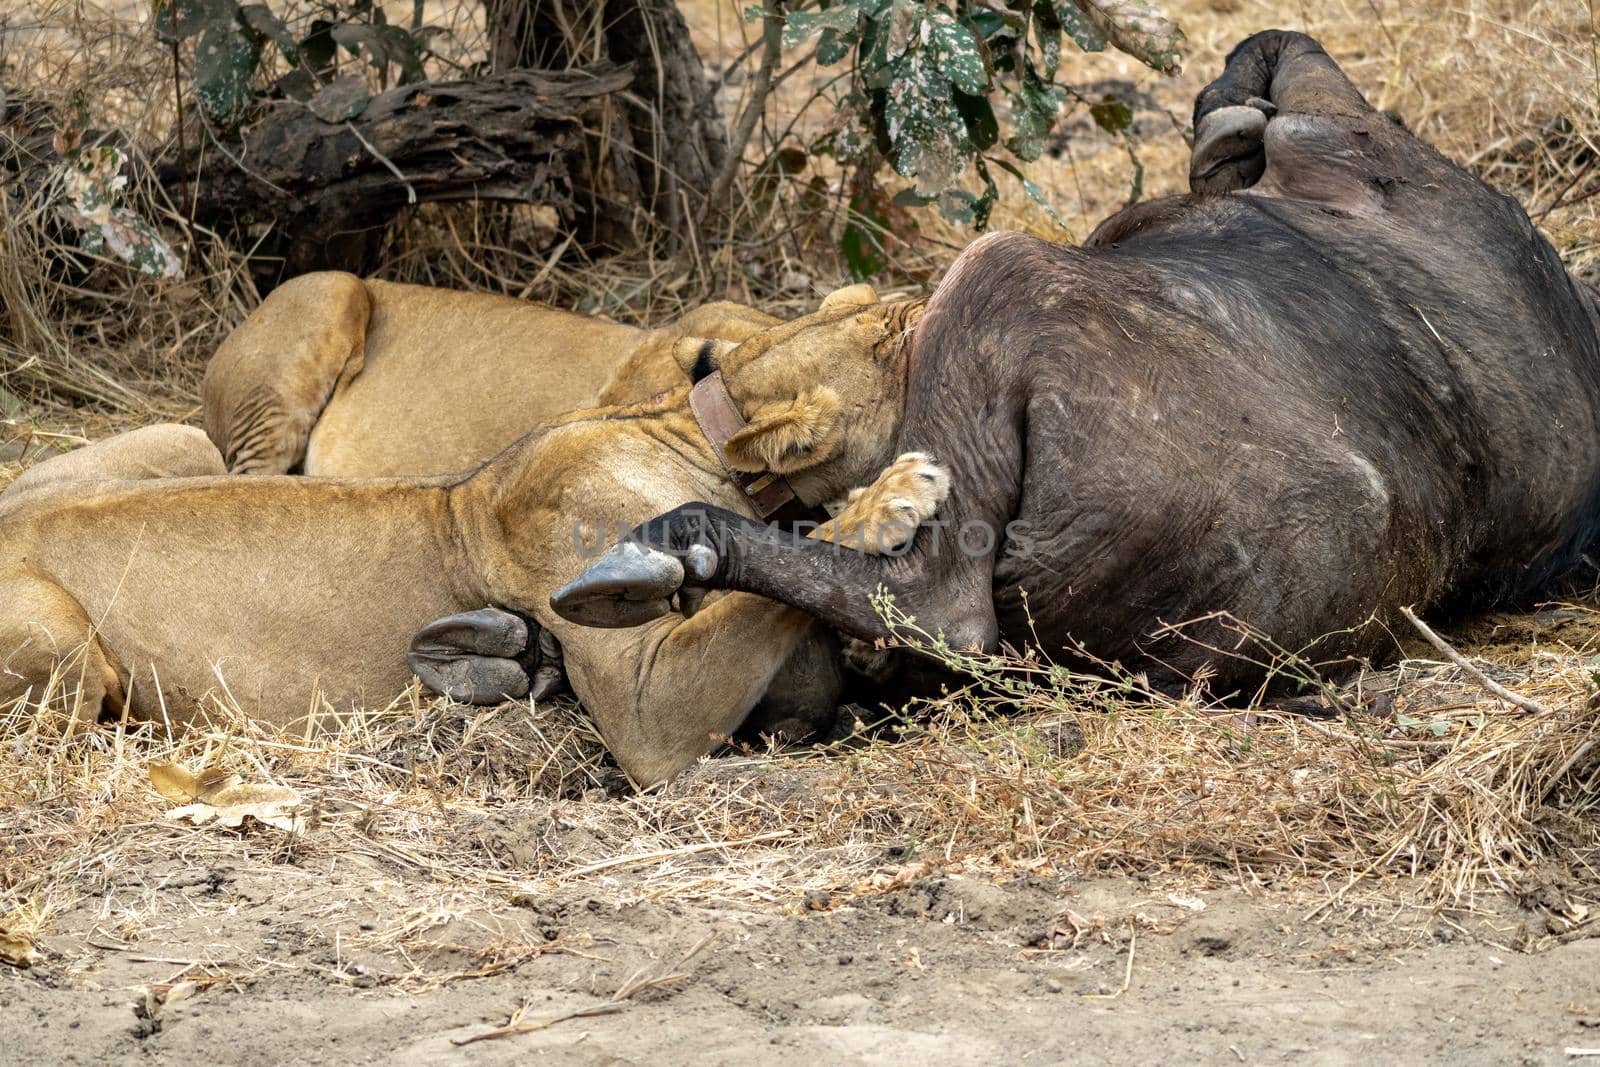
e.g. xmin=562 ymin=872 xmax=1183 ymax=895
xmin=202 ymin=272 xmax=779 ymax=476
xmin=0 ymin=286 xmax=934 ymax=785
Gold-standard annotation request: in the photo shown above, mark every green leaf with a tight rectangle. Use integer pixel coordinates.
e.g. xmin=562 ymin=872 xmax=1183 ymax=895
xmin=859 ymin=13 xmax=894 ymax=90
xmin=842 ymin=184 xmax=892 ymax=280
xmin=331 ymin=23 xmax=388 ymax=72
xmin=817 ymin=27 xmax=855 ymax=65
xmin=883 ymin=45 xmax=970 ymax=194
xmin=783 ymin=1 xmax=863 ymax=48
xmin=274 ymin=68 xmax=315 ymax=101
xmin=1055 ymin=0 xmax=1107 ymax=52
xmin=1089 ymin=94 xmax=1132 ymax=133
xmin=953 ymin=89 xmax=998 ymax=151
xmin=1005 ymin=71 xmax=1063 ymax=161
xmin=152 ymin=0 xmax=235 ymax=43
xmin=193 ymin=20 xmax=261 ymax=127
xmin=299 ymin=19 xmax=337 ymax=75
xmin=970 ymin=10 xmax=1019 ymax=41
xmin=891 ymin=188 xmax=935 ymax=207
xmin=938 ymin=189 xmax=978 ymax=225
xmin=1031 ymin=0 xmax=1062 ymax=79
xmin=238 ymin=4 xmax=297 ymax=64
xmin=927 ymin=11 xmax=987 ymax=95
xmin=972 ymin=157 xmax=998 ymax=230
xmin=307 ymin=75 xmax=369 ymax=122
xmin=1122 ymin=132 xmax=1145 ymax=203
xmin=375 ymin=24 xmax=425 ymax=83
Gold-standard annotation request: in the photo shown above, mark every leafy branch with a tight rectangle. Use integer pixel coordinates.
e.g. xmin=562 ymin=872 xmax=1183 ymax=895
xmin=763 ymin=0 xmax=1183 ymax=271
xmin=151 ymin=0 xmax=439 ymax=131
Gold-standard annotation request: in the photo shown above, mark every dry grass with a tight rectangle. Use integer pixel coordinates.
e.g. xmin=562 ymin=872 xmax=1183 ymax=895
xmin=2 ymin=0 xmax=1600 ymax=954
xmin=3 ymin=606 xmax=1597 ymax=945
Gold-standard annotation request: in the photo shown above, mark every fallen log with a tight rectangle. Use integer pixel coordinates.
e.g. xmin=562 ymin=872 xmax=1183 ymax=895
xmin=163 ymin=64 xmax=633 ymax=275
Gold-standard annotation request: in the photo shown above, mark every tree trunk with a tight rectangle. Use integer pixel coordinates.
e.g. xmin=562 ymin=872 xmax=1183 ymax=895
xmin=485 ymin=0 xmax=726 ymax=246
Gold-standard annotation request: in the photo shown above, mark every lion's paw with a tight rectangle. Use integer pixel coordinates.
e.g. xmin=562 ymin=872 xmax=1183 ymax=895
xmin=827 ymin=451 xmax=949 ymax=553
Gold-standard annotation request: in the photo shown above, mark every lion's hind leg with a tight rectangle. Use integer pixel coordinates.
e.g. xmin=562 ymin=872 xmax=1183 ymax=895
xmin=202 ymin=272 xmax=370 ymax=474
xmin=0 ymin=570 xmax=124 ymax=734
xmin=4 ymin=424 xmax=224 ymax=500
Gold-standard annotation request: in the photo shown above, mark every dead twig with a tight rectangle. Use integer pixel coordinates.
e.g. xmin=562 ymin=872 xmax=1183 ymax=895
xmin=550 ymin=829 xmax=794 ymax=881
xmin=704 ymin=0 xmax=781 ymax=218
xmin=1399 ymin=605 xmax=1555 ymax=715
xmin=452 ymin=931 xmax=719 ymax=1045
xmin=1079 ymin=919 xmax=1136 ymax=1000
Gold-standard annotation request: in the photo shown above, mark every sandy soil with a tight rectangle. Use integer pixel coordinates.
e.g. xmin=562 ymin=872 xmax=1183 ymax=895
xmin=6 ymin=807 xmax=1597 ymax=1065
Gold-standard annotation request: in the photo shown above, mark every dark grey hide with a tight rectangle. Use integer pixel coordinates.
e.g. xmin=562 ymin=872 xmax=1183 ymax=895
xmin=553 ymin=30 xmax=1600 ymax=697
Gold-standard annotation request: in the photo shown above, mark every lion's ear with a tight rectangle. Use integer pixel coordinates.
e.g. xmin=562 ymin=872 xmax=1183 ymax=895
xmin=722 ymin=388 xmax=842 ymax=474
xmin=671 ymin=336 xmax=740 ymax=381
xmin=819 ymin=283 xmax=878 ymax=311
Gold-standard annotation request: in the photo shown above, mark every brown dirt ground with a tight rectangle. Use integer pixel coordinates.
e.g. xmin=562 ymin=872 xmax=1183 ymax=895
xmin=5 ymin=0 xmax=1600 ymax=1062
xmin=7 ymin=831 xmax=1599 ymax=1064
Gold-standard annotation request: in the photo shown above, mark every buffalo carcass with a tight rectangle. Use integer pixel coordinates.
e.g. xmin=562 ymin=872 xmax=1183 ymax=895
xmin=553 ymin=30 xmax=1600 ymax=698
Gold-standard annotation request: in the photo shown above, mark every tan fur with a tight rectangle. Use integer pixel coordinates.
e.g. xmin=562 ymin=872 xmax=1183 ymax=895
xmin=4 ymin=425 xmax=224 ymax=500
xmin=202 ymin=273 xmax=778 ymax=477
xmin=2 ymin=291 xmax=932 ymax=785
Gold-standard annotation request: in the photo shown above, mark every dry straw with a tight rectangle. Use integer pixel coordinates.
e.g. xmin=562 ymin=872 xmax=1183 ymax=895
xmin=2 ymin=0 xmax=1599 ymax=956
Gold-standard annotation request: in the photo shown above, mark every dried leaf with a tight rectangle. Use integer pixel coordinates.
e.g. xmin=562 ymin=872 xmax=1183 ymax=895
xmin=1074 ymin=0 xmax=1184 ymax=75
xmin=308 ymin=76 xmax=370 ymax=123
xmin=148 ymin=760 xmax=238 ymax=802
xmin=0 ymin=925 xmax=42 ymax=968
xmin=149 ymin=761 xmax=304 ymax=832
xmin=54 ymin=145 xmax=184 ymax=278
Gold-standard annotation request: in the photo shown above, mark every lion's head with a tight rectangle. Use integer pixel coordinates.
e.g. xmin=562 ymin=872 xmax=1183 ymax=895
xmin=672 ymin=284 xmax=924 ymax=497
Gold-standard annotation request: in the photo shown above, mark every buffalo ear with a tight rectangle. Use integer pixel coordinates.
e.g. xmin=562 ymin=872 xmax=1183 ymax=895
xmin=819 ymin=283 xmax=878 ymax=311
xmin=722 ymin=387 xmax=842 ymax=474
xmin=671 ymin=337 xmax=739 ymax=381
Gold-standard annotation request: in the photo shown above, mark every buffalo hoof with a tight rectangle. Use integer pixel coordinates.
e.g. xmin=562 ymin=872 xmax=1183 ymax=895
xmin=1190 ymin=104 xmax=1269 ymax=195
xmin=409 ymin=607 xmax=532 ymax=704
xmin=675 ymin=544 xmax=718 ymax=618
xmin=528 ymin=625 xmax=567 ymax=702
xmin=551 ymin=542 xmax=690 ymax=628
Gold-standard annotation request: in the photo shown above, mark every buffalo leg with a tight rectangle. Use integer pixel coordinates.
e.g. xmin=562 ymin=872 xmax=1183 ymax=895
xmin=1191 ymin=30 xmax=1379 ymax=197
